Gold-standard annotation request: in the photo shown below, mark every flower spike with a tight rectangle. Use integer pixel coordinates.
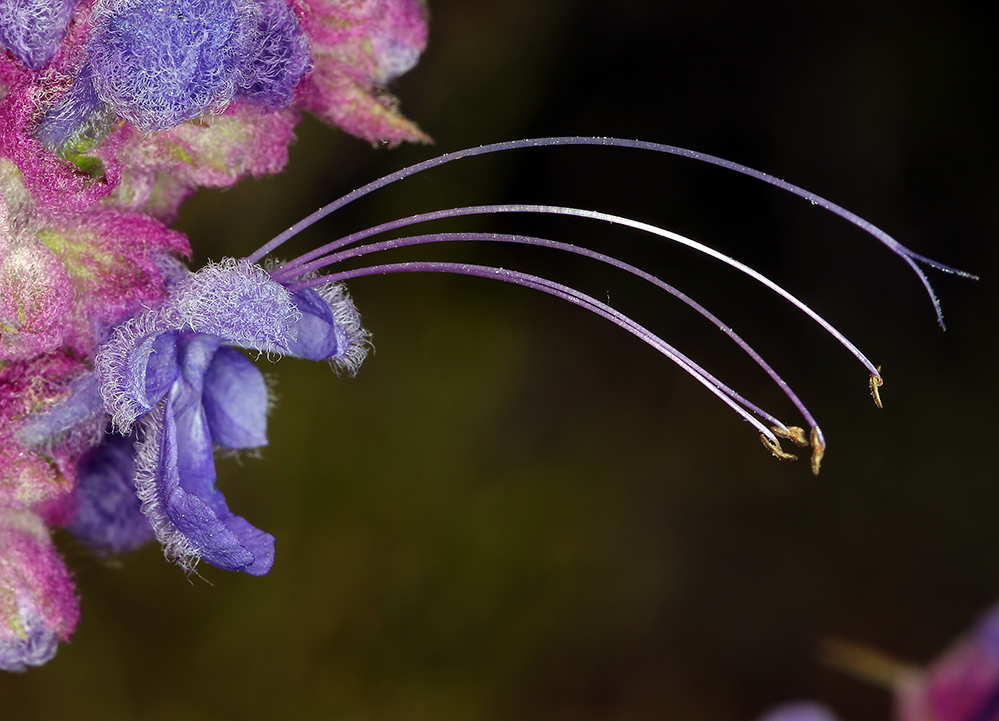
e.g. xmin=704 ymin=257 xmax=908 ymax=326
xmin=2 ymin=0 xmax=431 ymax=667
xmin=0 ymin=0 xmax=977 ymax=675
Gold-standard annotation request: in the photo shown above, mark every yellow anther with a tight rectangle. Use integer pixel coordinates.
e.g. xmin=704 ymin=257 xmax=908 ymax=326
xmin=869 ymin=366 xmax=883 ymax=409
xmin=810 ymin=426 xmax=826 ymax=475
xmin=760 ymin=433 xmax=798 ymax=463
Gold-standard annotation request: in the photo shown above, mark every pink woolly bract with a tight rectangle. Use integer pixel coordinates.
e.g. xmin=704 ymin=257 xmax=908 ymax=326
xmin=0 ymin=350 xmax=87 ymax=516
xmin=44 ymin=209 xmax=191 ymax=351
xmin=296 ymin=0 xmax=430 ymax=145
xmin=0 ymin=509 xmax=79 ymax=672
xmin=0 ymin=13 xmax=123 ymax=218
xmin=1 ymin=202 xmax=191 ymax=359
xmin=0 ymin=231 xmax=74 ymax=360
xmin=99 ymin=104 xmax=300 ymax=220
xmin=0 ymin=69 xmax=117 ymax=216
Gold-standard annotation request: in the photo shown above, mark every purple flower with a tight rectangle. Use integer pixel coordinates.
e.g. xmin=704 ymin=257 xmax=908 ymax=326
xmin=94 ymin=259 xmax=368 ymax=574
xmin=68 ymin=430 xmax=154 ymax=554
xmin=86 ymin=0 xmax=259 ymax=130
xmin=36 ymin=0 xmax=312 ymax=144
xmin=0 ymin=0 xmax=75 ymax=69
xmin=235 ymin=0 xmax=312 ymax=110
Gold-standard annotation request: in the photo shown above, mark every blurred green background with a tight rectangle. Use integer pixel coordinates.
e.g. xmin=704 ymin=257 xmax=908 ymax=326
xmin=4 ymin=0 xmax=997 ymax=719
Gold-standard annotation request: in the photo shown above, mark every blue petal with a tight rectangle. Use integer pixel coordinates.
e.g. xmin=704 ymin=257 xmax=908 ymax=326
xmin=172 ymin=333 xmax=223 ymax=484
xmin=143 ymin=331 xmax=181 ymax=405
xmin=155 ymin=372 xmax=275 ymax=575
xmin=16 ymin=373 xmax=104 ymax=447
xmin=284 ymin=288 xmax=348 ymax=361
xmin=111 ymin=328 xmax=179 ymax=418
xmin=36 ymin=64 xmax=103 ymax=151
xmin=156 ymin=396 xmax=256 ymax=572
xmin=202 ymin=346 xmax=269 ymax=449
xmin=69 ymin=431 xmax=154 ymax=554
xmin=171 ymin=260 xmax=297 ymax=352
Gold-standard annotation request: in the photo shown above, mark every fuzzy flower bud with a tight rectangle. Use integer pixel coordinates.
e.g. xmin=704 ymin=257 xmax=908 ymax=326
xmin=0 ymin=0 xmax=76 ymax=69
xmin=235 ymin=0 xmax=312 ymax=110
xmin=0 ymin=509 xmax=79 ymax=672
xmin=86 ymin=0 xmax=259 ymax=130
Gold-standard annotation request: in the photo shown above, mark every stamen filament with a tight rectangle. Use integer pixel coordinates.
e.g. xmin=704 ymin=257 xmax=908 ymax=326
xmin=247 ymin=137 xmax=976 ymax=331
xmin=278 ymin=230 xmax=819 ymax=430
xmin=270 ymin=203 xmax=882 ymax=379
xmin=290 ymin=260 xmax=800 ymax=447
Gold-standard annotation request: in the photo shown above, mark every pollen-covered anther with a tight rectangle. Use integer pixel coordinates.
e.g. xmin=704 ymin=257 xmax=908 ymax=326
xmin=760 ymin=433 xmax=799 ymax=463
xmin=869 ymin=366 xmax=884 ymax=409
xmin=810 ymin=426 xmax=826 ymax=476
xmin=771 ymin=425 xmax=810 ymax=448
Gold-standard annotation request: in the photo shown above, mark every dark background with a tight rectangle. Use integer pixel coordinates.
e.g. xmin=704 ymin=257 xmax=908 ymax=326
xmin=4 ymin=0 xmax=997 ymax=718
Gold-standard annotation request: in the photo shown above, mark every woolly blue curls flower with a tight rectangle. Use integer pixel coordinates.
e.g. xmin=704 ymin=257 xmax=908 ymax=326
xmin=94 ymin=259 xmax=366 ymax=574
xmin=36 ymin=0 xmax=311 ymax=148
xmin=0 ymin=0 xmax=75 ymax=69
xmin=90 ymin=137 xmax=974 ymax=577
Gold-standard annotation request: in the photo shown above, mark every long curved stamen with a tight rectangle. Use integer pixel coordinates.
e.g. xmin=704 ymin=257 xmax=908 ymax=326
xmin=246 ymin=137 xmax=976 ymax=331
xmin=279 ymin=231 xmax=819 ymax=431
xmin=269 ymin=203 xmax=882 ymax=380
xmin=292 ymin=260 xmax=796 ymax=445
xmin=242 ymin=139 xmax=974 ymax=475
